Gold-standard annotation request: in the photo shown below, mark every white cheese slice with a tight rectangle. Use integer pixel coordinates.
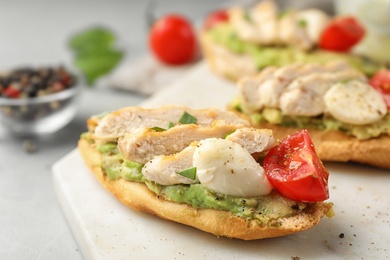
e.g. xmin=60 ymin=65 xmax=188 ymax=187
xmin=324 ymin=80 xmax=387 ymax=125
xmin=193 ymin=138 xmax=273 ymax=197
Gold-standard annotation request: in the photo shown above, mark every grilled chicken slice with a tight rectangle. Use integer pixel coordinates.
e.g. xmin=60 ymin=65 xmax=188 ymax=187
xmin=323 ymin=60 xmax=355 ymax=73
xmin=141 ymin=128 xmax=275 ymax=186
xmin=229 ymin=0 xmax=278 ymax=44
xmin=142 ymin=145 xmax=197 ymax=185
xmin=280 ymin=69 xmax=367 ymax=116
xmin=243 ymin=63 xmax=326 ymax=110
xmin=258 ymin=63 xmax=306 ymax=108
xmin=238 ymin=62 xmax=366 ymax=116
xmin=118 ymin=123 xmax=243 ymax=164
xmin=93 ymin=106 xmax=250 ymax=141
xmin=226 ymin=128 xmax=275 ymax=154
xmin=278 ymin=11 xmax=312 ymax=51
xmin=238 ymin=67 xmax=277 ymax=112
xmin=296 ymin=9 xmax=330 ymax=43
xmin=251 ymin=0 xmax=279 ymax=44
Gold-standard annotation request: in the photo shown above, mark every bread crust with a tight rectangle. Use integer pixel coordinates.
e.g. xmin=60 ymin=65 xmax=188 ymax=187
xmin=78 ymin=138 xmax=332 ymax=240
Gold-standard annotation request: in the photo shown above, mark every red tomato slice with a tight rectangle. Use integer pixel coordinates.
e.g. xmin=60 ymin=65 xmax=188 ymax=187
xmin=204 ymin=9 xmax=229 ymax=30
xmin=319 ymin=16 xmax=365 ymax=52
xmin=149 ymin=14 xmax=196 ymax=65
xmin=370 ymin=69 xmax=390 ymax=109
xmin=263 ymin=129 xmax=329 ymax=202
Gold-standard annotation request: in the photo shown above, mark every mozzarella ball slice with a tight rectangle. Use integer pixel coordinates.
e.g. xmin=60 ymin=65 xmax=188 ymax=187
xmin=193 ymin=138 xmax=273 ymax=197
xmin=324 ymin=80 xmax=387 ymax=125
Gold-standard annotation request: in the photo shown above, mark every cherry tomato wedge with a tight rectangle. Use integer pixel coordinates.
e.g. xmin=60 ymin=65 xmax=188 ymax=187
xmin=263 ymin=129 xmax=329 ymax=202
xmin=319 ymin=16 xmax=365 ymax=52
xmin=370 ymin=69 xmax=390 ymax=109
xmin=149 ymin=14 xmax=196 ymax=65
xmin=204 ymin=9 xmax=229 ymax=30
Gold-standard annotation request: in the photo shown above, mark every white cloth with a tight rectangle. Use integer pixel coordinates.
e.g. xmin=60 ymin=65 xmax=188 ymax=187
xmin=108 ymin=55 xmax=195 ymax=95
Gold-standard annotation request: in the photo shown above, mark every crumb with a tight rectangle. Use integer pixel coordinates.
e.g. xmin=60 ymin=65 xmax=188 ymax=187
xmin=339 ymin=233 xmax=345 ymax=238
xmin=23 ymin=139 xmax=37 ymax=153
xmin=291 ymin=257 xmax=300 ymax=260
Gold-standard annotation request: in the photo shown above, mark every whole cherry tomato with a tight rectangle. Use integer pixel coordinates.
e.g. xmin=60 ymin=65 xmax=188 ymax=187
xmin=263 ymin=129 xmax=329 ymax=202
xmin=149 ymin=14 xmax=196 ymax=65
xmin=370 ymin=69 xmax=390 ymax=109
xmin=319 ymin=16 xmax=365 ymax=52
xmin=4 ymin=86 xmax=21 ymax=98
xmin=204 ymin=9 xmax=229 ymax=30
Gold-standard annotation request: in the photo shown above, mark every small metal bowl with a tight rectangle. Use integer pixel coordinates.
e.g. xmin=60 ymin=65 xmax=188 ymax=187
xmin=0 ymin=78 xmax=82 ymax=136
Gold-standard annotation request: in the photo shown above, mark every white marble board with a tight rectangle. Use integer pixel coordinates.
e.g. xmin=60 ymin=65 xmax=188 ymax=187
xmin=53 ymin=62 xmax=390 ymax=260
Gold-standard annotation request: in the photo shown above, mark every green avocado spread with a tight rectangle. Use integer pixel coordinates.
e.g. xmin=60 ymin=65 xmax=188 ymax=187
xmin=231 ymin=100 xmax=390 ymax=140
xmin=207 ymin=23 xmax=383 ymax=76
xmin=94 ymin=140 xmax=308 ymax=224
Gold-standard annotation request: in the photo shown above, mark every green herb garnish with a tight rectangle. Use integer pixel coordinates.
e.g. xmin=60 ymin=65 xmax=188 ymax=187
xmin=168 ymin=122 xmax=175 ymax=128
xmin=179 ymin=112 xmax=197 ymax=124
xmin=340 ymin=79 xmax=352 ymax=84
xmin=244 ymin=11 xmax=252 ymax=22
xmin=298 ymin=19 xmax=307 ymax=28
xmin=69 ymin=27 xmax=124 ymax=86
xmin=176 ymin=167 xmax=197 ymax=180
xmin=223 ymin=130 xmax=236 ymax=139
xmin=278 ymin=10 xmax=288 ymax=19
xmin=150 ymin=127 xmax=166 ymax=132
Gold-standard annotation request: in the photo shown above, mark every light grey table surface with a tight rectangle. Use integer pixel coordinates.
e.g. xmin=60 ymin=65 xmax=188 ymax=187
xmin=0 ymin=0 xmax=337 ymax=259
xmin=0 ymin=1 xmax=226 ymax=259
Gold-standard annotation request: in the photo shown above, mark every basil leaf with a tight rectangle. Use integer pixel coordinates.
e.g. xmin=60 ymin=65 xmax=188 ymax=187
xmin=179 ymin=112 xmax=197 ymax=124
xmin=150 ymin=127 xmax=166 ymax=132
xmin=176 ymin=167 xmax=197 ymax=180
xmin=69 ymin=27 xmax=124 ymax=86
xmin=298 ymin=19 xmax=307 ymax=28
xmin=278 ymin=10 xmax=287 ymax=19
xmin=244 ymin=11 xmax=252 ymax=22
xmin=223 ymin=130 xmax=236 ymax=139
xmin=168 ymin=122 xmax=174 ymax=128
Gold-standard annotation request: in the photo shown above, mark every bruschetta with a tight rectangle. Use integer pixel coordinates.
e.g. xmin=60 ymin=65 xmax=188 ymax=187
xmin=78 ymin=105 xmax=333 ymax=240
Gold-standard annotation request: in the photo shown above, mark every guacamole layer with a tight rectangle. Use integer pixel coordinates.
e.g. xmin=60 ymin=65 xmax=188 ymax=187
xmin=231 ymin=102 xmax=390 ymax=140
xmin=93 ymin=141 xmax=307 ymax=225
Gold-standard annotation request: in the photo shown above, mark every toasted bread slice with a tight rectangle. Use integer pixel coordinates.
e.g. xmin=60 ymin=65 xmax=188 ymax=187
xmin=200 ymin=30 xmax=259 ymax=82
xmin=78 ymin=138 xmax=333 ymax=240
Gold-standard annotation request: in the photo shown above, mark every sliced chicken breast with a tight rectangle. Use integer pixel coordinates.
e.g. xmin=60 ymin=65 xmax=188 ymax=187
xmin=280 ymin=69 xmax=366 ymax=116
xmin=140 ymin=128 xmax=276 ymax=187
xmin=93 ymin=106 xmax=250 ymax=141
xmin=258 ymin=63 xmax=305 ymax=108
xmin=252 ymin=0 xmax=279 ymax=44
xmin=238 ymin=67 xmax=277 ymax=112
xmin=226 ymin=128 xmax=275 ymax=154
xmin=278 ymin=11 xmax=312 ymax=51
xmin=296 ymin=9 xmax=330 ymax=43
xmin=229 ymin=0 xmax=278 ymax=44
xmin=118 ymin=123 xmax=243 ymax=164
xmin=142 ymin=145 xmax=197 ymax=186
